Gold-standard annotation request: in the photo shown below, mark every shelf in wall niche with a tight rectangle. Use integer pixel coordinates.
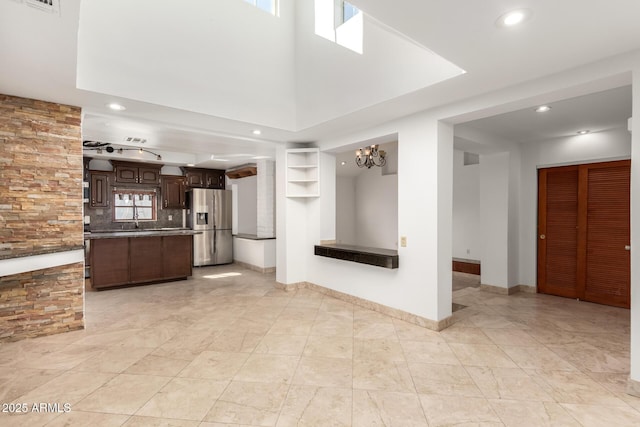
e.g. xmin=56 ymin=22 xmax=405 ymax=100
xmin=286 ymin=148 xmax=319 ymax=197
xmin=314 ymin=244 xmax=399 ymax=269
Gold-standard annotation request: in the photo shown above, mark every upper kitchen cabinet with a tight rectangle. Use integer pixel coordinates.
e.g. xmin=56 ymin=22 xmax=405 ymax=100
xmin=181 ymin=167 xmax=226 ymax=189
xmin=161 ymin=175 xmax=186 ymax=209
xmin=111 ymin=160 xmax=162 ymax=185
xmin=205 ymin=169 xmax=225 ymax=189
xmin=83 ymin=157 xmax=92 ymax=182
xmin=89 ymin=171 xmax=111 ymax=208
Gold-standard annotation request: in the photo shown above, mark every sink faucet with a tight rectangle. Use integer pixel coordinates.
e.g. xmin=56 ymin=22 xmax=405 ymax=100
xmin=134 ymin=208 xmax=139 ymax=229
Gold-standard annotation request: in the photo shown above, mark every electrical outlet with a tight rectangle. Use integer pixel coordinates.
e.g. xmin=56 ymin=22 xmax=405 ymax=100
xmin=466 ymin=249 xmax=470 ymax=255
xmin=400 ymin=236 xmax=407 ymax=247
xmin=168 ymin=215 xmax=173 ymax=220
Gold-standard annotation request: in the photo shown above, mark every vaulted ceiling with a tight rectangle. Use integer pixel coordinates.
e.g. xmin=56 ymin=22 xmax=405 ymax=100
xmin=1 ymin=0 xmax=640 ymax=167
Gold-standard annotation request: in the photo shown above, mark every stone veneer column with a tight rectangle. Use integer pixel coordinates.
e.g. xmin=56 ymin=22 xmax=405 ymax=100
xmin=0 ymin=94 xmax=84 ymax=341
xmin=256 ymin=159 xmax=275 ymax=238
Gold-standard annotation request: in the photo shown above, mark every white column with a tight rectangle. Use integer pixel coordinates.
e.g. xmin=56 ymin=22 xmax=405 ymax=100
xmin=629 ymin=64 xmax=640 ymax=394
xmin=275 ymin=145 xmax=308 ymax=285
xmin=257 ymin=159 xmax=275 ymax=238
xmin=436 ymin=121 xmax=454 ymax=319
xmin=479 ymin=152 xmax=511 ymax=290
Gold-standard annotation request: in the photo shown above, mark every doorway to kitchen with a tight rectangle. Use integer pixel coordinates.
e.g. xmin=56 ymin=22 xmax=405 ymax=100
xmin=537 ymin=159 xmax=630 ymax=308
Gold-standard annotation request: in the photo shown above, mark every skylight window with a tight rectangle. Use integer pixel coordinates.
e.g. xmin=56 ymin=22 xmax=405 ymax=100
xmin=243 ymin=0 xmax=277 ymax=15
xmin=315 ymin=0 xmax=363 ymax=54
xmin=342 ymin=2 xmax=359 ymax=24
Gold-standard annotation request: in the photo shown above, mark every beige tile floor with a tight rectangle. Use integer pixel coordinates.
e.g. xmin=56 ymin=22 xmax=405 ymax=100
xmin=1 ymin=266 xmax=639 ymax=426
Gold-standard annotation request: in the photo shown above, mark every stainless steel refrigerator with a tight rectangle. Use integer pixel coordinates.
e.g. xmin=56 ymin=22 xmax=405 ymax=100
xmin=187 ymin=188 xmax=233 ymax=266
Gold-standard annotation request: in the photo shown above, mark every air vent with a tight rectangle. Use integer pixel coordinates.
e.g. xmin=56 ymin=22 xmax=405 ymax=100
xmin=123 ymin=137 xmax=147 ymax=144
xmin=25 ymin=0 xmax=60 ymax=14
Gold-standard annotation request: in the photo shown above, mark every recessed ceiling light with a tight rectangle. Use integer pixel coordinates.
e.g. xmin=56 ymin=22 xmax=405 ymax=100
xmin=340 ymin=161 xmax=347 ymax=166
xmin=252 ymin=129 xmax=262 ymax=135
xmin=186 ymin=163 xmax=195 ymax=167
xmin=535 ymin=105 xmax=551 ymax=113
xmin=577 ymin=130 xmax=591 ymax=135
xmin=496 ymin=9 xmax=532 ymax=28
xmin=106 ymin=103 xmax=126 ymax=111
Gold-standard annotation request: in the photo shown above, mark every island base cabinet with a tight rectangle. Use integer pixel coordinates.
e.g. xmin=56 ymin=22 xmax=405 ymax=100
xmin=130 ymin=236 xmax=164 ymax=283
xmin=91 ymin=239 xmax=129 ymax=288
xmin=90 ymin=235 xmax=193 ymax=289
xmin=163 ymin=235 xmax=193 ymax=279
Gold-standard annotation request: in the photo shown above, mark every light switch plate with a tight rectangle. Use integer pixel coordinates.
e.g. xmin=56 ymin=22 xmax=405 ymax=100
xmin=400 ymin=236 xmax=407 ymax=247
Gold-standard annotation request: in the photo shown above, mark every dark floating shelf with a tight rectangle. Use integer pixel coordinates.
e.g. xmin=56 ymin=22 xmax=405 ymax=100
xmin=314 ymin=244 xmax=398 ymax=269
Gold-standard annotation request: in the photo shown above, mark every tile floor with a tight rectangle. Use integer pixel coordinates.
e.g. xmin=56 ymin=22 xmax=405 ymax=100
xmin=0 ymin=266 xmax=639 ymax=426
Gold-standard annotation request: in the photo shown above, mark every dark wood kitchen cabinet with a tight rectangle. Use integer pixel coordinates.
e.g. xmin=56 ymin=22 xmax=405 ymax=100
xmin=184 ymin=169 xmax=205 ymax=187
xmin=181 ymin=167 xmax=226 ymax=189
xmin=205 ymin=169 xmax=225 ymax=189
xmin=89 ymin=171 xmax=111 ymax=208
xmin=130 ymin=236 xmax=164 ymax=283
xmin=111 ymin=160 xmax=162 ymax=185
xmin=90 ymin=237 xmax=129 ymax=288
xmin=161 ymin=175 xmax=186 ymax=208
xmin=163 ymin=235 xmax=193 ymax=279
xmin=89 ymin=234 xmax=194 ymax=289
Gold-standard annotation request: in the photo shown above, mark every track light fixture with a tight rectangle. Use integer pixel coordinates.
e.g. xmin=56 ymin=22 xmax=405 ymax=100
xmin=82 ymin=141 xmax=162 ymax=161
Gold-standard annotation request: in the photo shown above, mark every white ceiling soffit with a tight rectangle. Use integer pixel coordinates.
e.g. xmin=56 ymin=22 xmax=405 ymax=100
xmin=76 ymin=0 xmax=464 ymax=132
xmin=82 ymin=112 xmax=279 ymax=169
xmin=456 ymin=85 xmax=633 ymax=145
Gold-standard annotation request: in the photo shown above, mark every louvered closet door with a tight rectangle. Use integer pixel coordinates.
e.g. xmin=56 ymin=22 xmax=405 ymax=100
xmin=537 ymin=166 xmax=580 ymax=298
xmin=583 ymin=161 xmax=630 ymax=308
xmin=537 ymin=160 xmax=630 ymax=308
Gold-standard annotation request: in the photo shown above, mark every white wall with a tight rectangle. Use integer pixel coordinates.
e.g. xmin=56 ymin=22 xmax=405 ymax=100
xmin=233 ymin=237 xmax=276 ymax=269
xmin=294 ymin=0 xmax=463 ymax=129
xmin=354 ymin=169 xmax=398 ymax=249
xmin=228 ymin=175 xmax=258 ymax=235
xmin=336 ymin=176 xmax=356 ymax=244
xmin=452 ymin=149 xmax=480 ymax=260
xmin=519 ymin=127 xmax=632 ymax=286
xmin=630 ymin=66 xmax=640 ymax=383
xmin=78 ymin=0 xmax=297 ymax=129
xmin=335 ymin=169 xmax=398 ymax=249
xmin=479 ymin=152 xmax=511 ymax=287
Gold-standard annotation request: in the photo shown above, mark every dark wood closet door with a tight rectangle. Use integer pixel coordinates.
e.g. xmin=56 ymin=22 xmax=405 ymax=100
xmin=537 ymin=160 xmax=630 ymax=308
xmin=583 ymin=161 xmax=630 ymax=308
xmin=537 ymin=166 xmax=580 ymax=298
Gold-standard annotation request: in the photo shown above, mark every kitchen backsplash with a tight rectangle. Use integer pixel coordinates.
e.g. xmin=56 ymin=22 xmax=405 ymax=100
xmin=85 ymin=205 xmax=185 ymax=231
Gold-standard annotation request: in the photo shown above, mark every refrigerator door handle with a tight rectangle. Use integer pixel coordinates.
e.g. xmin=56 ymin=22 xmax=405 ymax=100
xmin=213 ymin=228 xmax=217 ymax=254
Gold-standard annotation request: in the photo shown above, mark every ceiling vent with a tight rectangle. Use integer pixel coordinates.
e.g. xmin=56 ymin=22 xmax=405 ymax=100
xmin=123 ymin=137 xmax=147 ymax=144
xmin=25 ymin=0 xmax=60 ymax=14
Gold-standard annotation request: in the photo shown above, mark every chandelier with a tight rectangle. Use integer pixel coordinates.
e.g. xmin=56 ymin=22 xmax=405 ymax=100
xmin=355 ymin=144 xmax=386 ymax=169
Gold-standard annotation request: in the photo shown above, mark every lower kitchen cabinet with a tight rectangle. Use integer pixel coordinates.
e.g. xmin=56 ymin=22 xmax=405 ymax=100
xmin=130 ymin=236 xmax=164 ymax=283
xmin=163 ymin=235 xmax=193 ymax=279
xmin=91 ymin=238 xmax=129 ymax=288
xmin=90 ymin=234 xmax=193 ymax=289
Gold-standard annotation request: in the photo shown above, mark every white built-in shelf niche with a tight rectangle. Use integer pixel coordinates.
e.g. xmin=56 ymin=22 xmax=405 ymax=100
xmin=286 ymin=148 xmax=319 ymax=197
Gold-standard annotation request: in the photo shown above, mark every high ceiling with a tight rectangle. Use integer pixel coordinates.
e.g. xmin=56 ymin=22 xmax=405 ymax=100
xmin=1 ymin=0 xmax=639 ymax=168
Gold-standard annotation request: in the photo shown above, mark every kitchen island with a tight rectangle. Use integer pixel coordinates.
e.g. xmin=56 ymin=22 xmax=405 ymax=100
xmin=86 ymin=229 xmax=200 ymax=289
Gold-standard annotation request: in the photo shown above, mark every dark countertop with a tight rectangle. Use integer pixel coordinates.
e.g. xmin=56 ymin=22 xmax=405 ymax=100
xmin=314 ymin=243 xmax=399 ymax=269
xmin=234 ymin=233 xmax=276 ymax=240
xmin=84 ymin=229 xmax=201 ymax=239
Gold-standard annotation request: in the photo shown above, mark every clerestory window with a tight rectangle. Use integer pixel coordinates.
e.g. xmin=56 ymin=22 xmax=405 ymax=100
xmin=243 ymin=0 xmax=278 ymax=15
xmin=315 ymin=0 xmax=363 ymax=54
